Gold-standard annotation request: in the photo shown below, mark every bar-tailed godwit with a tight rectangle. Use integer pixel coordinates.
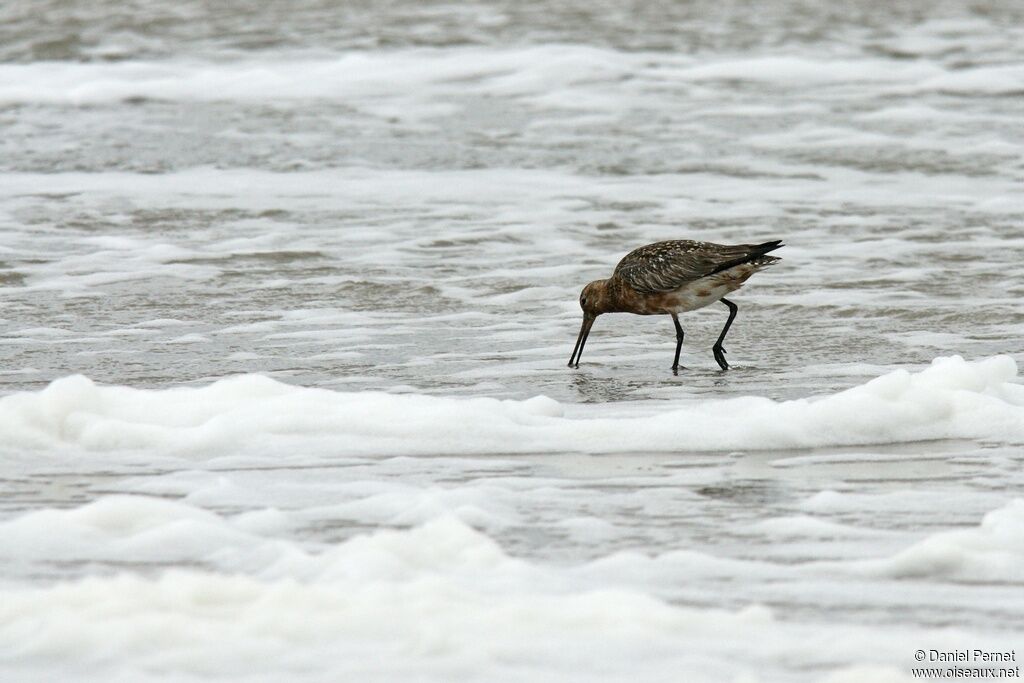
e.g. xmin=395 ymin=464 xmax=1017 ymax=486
xmin=568 ymin=239 xmax=783 ymax=373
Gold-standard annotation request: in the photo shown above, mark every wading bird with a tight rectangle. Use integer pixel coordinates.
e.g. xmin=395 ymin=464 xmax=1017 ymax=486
xmin=568 ymin=239 xmax=783 ymax=373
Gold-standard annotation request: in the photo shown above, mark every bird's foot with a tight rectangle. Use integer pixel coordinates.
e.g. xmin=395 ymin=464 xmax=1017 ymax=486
xmin=713 ymin=345 xmax=729 ymax=371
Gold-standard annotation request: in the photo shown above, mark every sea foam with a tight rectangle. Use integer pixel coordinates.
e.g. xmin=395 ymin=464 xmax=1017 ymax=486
xmin=0 ymin=498 xmax=1016 ymax=683
xmin=0 ymin=506 xmax=774 ymax=681
xmin=1 ymin=355 xmax=1020 ymax=455
xmin=858 ymin=499 xmax=1024 ymax=582
xmin=0 ymin=49 xmax=956 ymax=107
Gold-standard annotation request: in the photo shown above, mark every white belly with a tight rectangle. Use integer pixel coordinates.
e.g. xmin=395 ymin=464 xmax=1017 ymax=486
xmin=662 ymin=281 xmax=738 ymax=313
xmin=659 ymin=262 xmax=761 ymax=313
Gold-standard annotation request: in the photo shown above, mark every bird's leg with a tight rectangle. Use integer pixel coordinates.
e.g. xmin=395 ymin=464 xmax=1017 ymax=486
xmin=671 ymin=314 xmax=685 ymax=375
xmin=713 ymin=298 xmax=738 ymax=371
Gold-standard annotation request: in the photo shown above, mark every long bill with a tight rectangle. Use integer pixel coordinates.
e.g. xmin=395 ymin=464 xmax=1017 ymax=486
xmin=568 ymin=314 xmax=595 ymax=368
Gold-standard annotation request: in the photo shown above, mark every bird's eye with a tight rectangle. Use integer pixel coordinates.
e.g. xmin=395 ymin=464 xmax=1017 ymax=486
xmin=580 ymin=296 xmax=588 ymax=306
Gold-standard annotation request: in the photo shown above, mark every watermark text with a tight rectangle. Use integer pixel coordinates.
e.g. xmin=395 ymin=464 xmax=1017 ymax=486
xmin=912 ymin=649 xmax=1018 ymax=679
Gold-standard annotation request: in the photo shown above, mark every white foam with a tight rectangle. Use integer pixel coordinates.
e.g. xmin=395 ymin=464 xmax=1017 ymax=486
xmin=673 ymin=56 xmax=942 ymax=85
xmin=1 ymin=493 xmax=1021 ymax=681
xmin=0 ymin=509 xmax=775 ymax=681
xmin=910 ymin=64 xmax=1024 ymax=95
xmin=0 ymin=48 xmax=994 ymax=111
xmin=0 ymin=495 xmax=288 ymax=567
xmin=0 ymin=503 xmax=984 ymax=683
xmin=745 ymin=515 xmax=893 ymax=539
xmin=857 ymin=499 xmax=1024 ymax=582
xmin=1 ymin=356 xmax=1021 ymax=455
xmin=0 ymin=47 xmax=642 ymax=108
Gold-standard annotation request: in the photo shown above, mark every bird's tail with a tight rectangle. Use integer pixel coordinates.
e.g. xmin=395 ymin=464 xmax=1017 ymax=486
xmin=709 ymin=239 xmax=784 ymax=275
xmin=753 ymin=239 xmax=784 ymax=255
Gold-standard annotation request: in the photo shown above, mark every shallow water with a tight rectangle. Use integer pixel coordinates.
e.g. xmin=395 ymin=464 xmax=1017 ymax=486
xmin=1 ymin=1 xmax=1023 ymax=681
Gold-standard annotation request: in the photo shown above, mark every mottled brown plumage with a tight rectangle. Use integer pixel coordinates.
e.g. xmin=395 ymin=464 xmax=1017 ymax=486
xmin=569 ymin=239 xmax=783 ymax=373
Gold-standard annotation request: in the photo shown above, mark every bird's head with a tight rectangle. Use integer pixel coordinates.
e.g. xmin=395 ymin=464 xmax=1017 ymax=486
xmin=578 ymin=279 xmax=610 ymax=317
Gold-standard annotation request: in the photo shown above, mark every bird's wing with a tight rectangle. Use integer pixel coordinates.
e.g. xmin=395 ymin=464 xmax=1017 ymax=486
xmin=613 ymin=240 xmax=781 ymax=293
